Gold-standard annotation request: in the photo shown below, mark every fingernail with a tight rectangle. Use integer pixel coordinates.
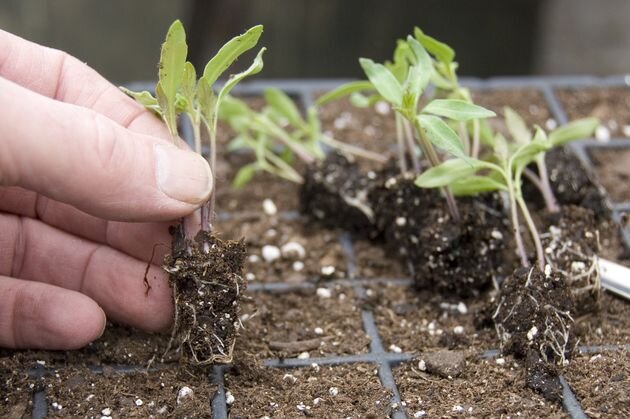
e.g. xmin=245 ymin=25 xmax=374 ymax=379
xmin=154 ymin=144 xmax=213 ymax=205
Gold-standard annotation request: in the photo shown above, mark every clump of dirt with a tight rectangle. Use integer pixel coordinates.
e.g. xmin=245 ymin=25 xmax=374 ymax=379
xmin=371 ymin=175 xmax=508 ymax=297
xmin=523 ymin=147 xmax=610 ymax=219
xmin=492 ymin=266 xmax=577 ymax=364
xmin=162 ymin=225 xmax=247 ymax=365
xmin=542 ymin=205 xmax=601 ymax=315
xmin=300 ymin=151 xmax=379 ymax=238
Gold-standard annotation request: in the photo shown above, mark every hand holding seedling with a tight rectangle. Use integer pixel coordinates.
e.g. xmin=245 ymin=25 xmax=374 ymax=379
xmin=0 ymin=30 xmax=214 ymax=350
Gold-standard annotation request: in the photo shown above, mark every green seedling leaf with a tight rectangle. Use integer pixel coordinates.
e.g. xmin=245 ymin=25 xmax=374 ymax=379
xmin=227 ymin=134 xmax=249 ymax=152
xmin=233 ymin=162 xmax=259 ymax=188
xmin=196 ymin=77 xmax=216 ymax=123
xmin=216 ymin=48 xmax=265 ymax=105
xmin=504 ymin=107 xmax=531 ymax=144
xmin=423 ymin=99 xmax=496 ymax=121
xmin=494 ymin=132 xmax=509 ymax=161
xmin=511 ymin=137 xmax=552 ymax=170
xmin=386 ymin=39 xmax=413 ymax=82
xmin=203 ymin=25 xmax=263 ymax=87
xmin=414 ymin=27 xmax=455 ymax=64
xmin=315 ymin=80 xmax=375 ymax=106
xmin=404 ymin=36 xmax=432 ymax=103
xmin=157 ymin=20 xmax=188 ymax=134
xmin=358 ymin=58 xmax=403 ymax=107
xmin=349 ymin=92 xmax=381 ymax=108
xmin=417 ymin=114 xmax=467 ymax=159
xmin=180 ymin=61 xmax=197 ymax=105
xmin=451 ymin=175 xmax=508 ymax=196
xmin=119 ymin=88 xmax=161 ymax=113
xmin=218 ymin=95 xmax=252 ymax=120
xmin=549 ymin=117 xmax=599 ymax=146
xmin=264 ymin=88 xmax=304 ymax=127
xmin=415 ymin=157 xmax=489 ymax=188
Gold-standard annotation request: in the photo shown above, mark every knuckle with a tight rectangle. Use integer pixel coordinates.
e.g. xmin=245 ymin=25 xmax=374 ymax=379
xmin=89 ymin=113 xmax=129 ymax=178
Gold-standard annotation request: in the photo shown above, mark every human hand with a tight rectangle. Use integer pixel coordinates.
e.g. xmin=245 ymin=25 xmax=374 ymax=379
xmin=0 ymin=30 xmax=213 ymax=350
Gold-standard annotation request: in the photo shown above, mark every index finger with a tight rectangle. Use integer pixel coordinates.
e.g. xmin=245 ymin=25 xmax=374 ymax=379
xmin=0 ymin=29 xmax=170 ymax=139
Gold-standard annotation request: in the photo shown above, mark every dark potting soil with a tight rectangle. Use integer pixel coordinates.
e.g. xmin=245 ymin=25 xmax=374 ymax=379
xmin=564 ymin=351 xmax=630 ymax=418
xmin=575 ymin=292 xmax=630 ymax=346
xmin=556 ymin=88 xmax=630 ymax=138
xmin=300 ymin=151 xmax=379 ymax=237
xmin=317 ymin=96 xmax=397 ymax=170
xmin=542 ymin=205 xmax=601 ymax=315
xmin=371 ymin=175 xmax=509 ymax=298
xmin=394 ymin=356 xmax=568 ymax=418
xmin=163 ymin=228 xmax=247 ymax=365
xmin=0 ymin=357 xmax=33 ymax=419
xmin=222 ymin=214 xmax=346 ymax=283
xmin=491 ymin=266 xmax=577 ymax=364
xmin=472 ymin=88 xmax=554 ymax=131
xmin=352 ymin=238 xmax=407 ymax=279
xmin=41 ymin=366 xmax=216 ymax=418
xmin=365 ymin=284 xmax=497 ymax=354
xmin=589 ymin=147 xmax=630 ymax=203
xmin=224 ymin=362 xmax=392 ymax=418
xmin=235 ymin=286 xmax=370 ymax=359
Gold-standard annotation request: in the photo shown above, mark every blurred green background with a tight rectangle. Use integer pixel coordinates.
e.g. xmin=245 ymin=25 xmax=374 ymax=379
xmin=1 ymin=0 xmax=629 ymax=84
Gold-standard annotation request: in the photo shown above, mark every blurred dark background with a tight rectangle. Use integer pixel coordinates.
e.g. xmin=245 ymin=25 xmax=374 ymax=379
xmin=1 ymin=0 xmax=629 ymax=84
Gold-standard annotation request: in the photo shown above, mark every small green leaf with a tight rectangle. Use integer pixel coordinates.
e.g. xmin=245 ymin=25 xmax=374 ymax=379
xmin=218 ymin=95 xmax=252 ymax=121
xmin=415 ymin=158 xmax=487 ymax=188
xmin=264 ymin=88 xmax=304 ymax=127
xmin=417 ymin=114 xmax=466 ymax=159
xmin=215 ymin=48 xmax=265 ymax=116
xmin=504 ymin=107 xmax=532 ymax=144
xmin=315 ymin=80 xmax=375 ymax=106
xmin=358 ymin=58 xmax=403 ymax=106
xmin=196 ymin=76 xmax=216 ymax=123
xmin=494 ymin=132 xmax=509 ymax=161
xmin=451 ymin=175 xmax=507 ymax=196
xmin=414 ymin=27 xmax=455 ymax=64
xmin=180 ymin=61 xmax=197 ymax=105
xmin=202 ymin=25 xmax=263 ymax=87
xmin=232 ymin=162 xmax=259 ymax=188
xmin=511 ymin=138 xmax=552 ymax=170
xmin=119 ymin=88 xmax=160 ymax=113
xmin=158 ymin=20 xmax=188 ymax=133
xmin=423 ymin=99 xmax=496 ymax=121
xmin=386 ymin=39 xmax=413 ymax=82
xmin=549 ymin=117 xmax=599 ymax=146
xmin=404 ymin=36 xmax=432 ymax=103
xmin=227 ymin=135 xmax=250 ymax=152
xmin=349 ymin=92 xmax=381 ymax=108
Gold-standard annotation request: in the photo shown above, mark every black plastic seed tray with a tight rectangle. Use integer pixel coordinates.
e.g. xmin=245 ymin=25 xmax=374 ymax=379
xmin=26 ymin=76 xmax=630 ymax=419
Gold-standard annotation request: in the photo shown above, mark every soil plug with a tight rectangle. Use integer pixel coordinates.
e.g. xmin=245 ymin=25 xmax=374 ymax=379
xmin=122 ymin=20 xmax=265 ymax=364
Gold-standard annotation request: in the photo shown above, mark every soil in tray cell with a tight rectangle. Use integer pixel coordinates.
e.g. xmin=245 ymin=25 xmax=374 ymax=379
xmin=236 ymin=285 xmax=370 ymax=359
xmin=221 ymin=214 xmax=347 ymax=283
xmin=564 ymin=350 xmax=630 ymax=418
xmin=317 ymin=96 xmax=398 ymax=169
xmin=394 ymin=356 xmax=568 ymax=418
xmin=224 ymin=362 xmax=392 ymax=418
xmin=352 ymin=238 xmax=406 ymax=279
xmin=41 ymin=366 xmax=216 ymax=418
xmin=0 ymin=357 xmax=33 ymax=419
xmin=574 ymin=291 xmax=630 ymax=347
xmin=472 ymin=88 xmax=554 ymax=132
xmin=589 ymin=147 xmax=630 ymax=203
xmin=365 ymin=284 xmax=497 ymax=354
xmin=557 ymin=88 xmax=630 ymax=139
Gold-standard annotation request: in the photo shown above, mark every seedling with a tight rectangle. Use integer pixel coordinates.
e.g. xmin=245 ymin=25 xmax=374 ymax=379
xmin=415 ymin=110 xmax=598 ymax=271
xmin=219 ymin=88 xmax=386 ymax=188
xmin=316 ymin=29 xmax=496 ymax=222
xmin=123 ymin=20 xmax=265 ymax=236
xmin=122 ymin=20 xmax=265 ymax=365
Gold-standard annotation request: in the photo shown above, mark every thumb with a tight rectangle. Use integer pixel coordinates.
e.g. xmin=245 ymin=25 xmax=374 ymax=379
xmin=0 ymin=76 xmax=213 ymax=222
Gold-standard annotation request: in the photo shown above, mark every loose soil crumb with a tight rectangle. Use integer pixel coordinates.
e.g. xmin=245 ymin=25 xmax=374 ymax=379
xmin=394 ymin=357 xmax=568 ymax=418
xmin=42 ymin=366 xmax=216 ymax=418
xmin=565 ymin=351 xmax=630 ymax=418
xmin=557 ymin=88 xmax=630 ymax=138
xmin=222 ymin=214 xmax=346 ymax=283
xmin=236 ymin=286 xmax=370 ymax=359
xmin=366 ymin=284 xmax=497 ymax=353
xmin=589 ymin=147 xmax=630 ymax=203
xmin=225 ymin=362 xmax=392 ymax=418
